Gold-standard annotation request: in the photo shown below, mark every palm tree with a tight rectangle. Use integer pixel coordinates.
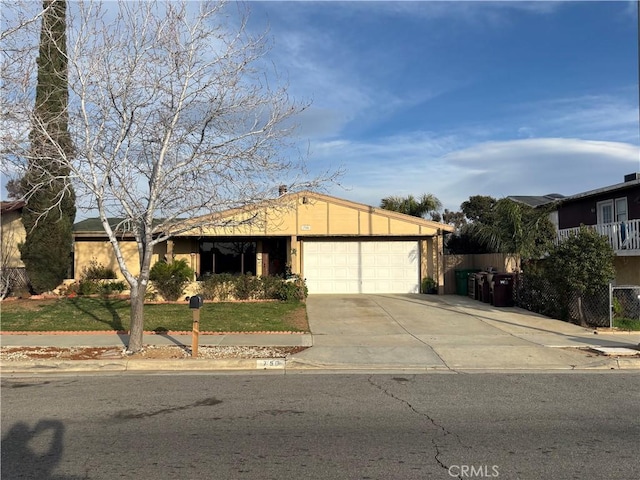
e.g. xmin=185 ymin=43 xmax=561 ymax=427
xmin=380 ymin=193 xmax=442 ymax=220
xmin=465 ymin=198 xmax=556 ymax=269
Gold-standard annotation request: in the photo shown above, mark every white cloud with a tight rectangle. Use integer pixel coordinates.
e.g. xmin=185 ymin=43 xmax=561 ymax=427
xmin=315 ymin=136 xmax=640 ymax=212
xmin=512 ymin=94 xmax=640 ymax=143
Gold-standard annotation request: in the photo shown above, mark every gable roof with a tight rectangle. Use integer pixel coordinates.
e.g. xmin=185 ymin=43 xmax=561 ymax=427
xmin=558 ymin=174 xmax=639 ymax=203
xmin=73 ymin=191 xmax=455 ymax=237
xmin=73 ymin=217 xmax=175 ymax=237
xmin=507 ymin=194 xmax=565 ymax=208
xmin=0 ymin=200 xmax=26 ymax=214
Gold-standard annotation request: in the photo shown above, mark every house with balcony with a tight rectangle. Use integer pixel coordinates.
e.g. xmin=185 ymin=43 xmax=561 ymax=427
xmin=555 ymin=172 xmax=640 ymax=285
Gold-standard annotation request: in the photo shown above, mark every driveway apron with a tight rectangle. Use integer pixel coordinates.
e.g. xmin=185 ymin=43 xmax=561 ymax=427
xmin=288 ymin=294 xmax=640 ymax=371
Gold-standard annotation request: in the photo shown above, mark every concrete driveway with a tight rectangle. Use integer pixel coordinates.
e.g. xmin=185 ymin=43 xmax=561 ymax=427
xmin=288 ymin=294 xmax=640 ymax=371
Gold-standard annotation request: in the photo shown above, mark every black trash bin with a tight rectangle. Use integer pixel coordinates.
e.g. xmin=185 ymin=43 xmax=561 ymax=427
xmin=492 ymin=273 xmax=515 ymax=307
xmin=477 ymin=272 xmax=491 ymax=303
xmin=468 ymin=273 xmax=478 ymax=299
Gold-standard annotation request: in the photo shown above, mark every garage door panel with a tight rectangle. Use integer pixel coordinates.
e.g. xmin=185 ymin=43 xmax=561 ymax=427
xmin=304 ymin=240 xmax=419 ymax=294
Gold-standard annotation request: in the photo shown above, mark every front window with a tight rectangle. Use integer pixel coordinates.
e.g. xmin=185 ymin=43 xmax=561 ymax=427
xmin=615 ymin=198 xmax=628 ymax=222
xmin=596 ymin=198 xmax=628 ymax=225
xmin=199 ymin=241 xmax=256 ymax=276
xmin=597 ymin=200 xmax=613 ymax=224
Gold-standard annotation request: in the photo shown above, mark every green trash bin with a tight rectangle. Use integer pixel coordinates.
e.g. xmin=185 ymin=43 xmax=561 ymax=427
xmin=454 ymin=269 xmax=481 ymax=296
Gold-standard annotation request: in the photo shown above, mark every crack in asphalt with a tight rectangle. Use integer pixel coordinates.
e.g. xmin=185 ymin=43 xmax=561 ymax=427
xmin=367 ymin=375 xmax=469 ymax=479
xmin=113 ymin=397 xmax=222 ymax=420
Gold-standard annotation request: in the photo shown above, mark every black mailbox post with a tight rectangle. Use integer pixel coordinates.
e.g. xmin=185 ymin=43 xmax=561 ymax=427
xmin=189 ymin=295 xmax=203 ymax=357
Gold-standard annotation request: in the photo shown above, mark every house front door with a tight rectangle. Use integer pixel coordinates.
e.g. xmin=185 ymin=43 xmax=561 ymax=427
xmin=261 ymin=239 xmax=287 ymax=276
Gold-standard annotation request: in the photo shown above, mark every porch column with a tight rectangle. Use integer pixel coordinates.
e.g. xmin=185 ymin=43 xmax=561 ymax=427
xmin=435 ymin=232 xmax=445 ymax=295
xmin=165 ymin=240 xmax=174 ymax=263
xmin=289 ymin=235 xmax=300 ymax=275
xmin=256 ymin=240 xmax=264 ymax=276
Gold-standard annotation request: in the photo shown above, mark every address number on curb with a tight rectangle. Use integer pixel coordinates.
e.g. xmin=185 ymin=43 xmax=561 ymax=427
xmin=257 ymin=359 xmax=285 ymax=369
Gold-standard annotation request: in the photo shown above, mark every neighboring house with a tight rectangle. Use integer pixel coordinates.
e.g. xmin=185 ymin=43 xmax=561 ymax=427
xmin=73 ymin=191 xmax=455 ymax=294
xmin=1 ymin=200 xmax=28 ymax=295
xmin=1 ymin=200 xmax=26 ymax=268
xmin=507 ymin=193 xmax=565 ymax=230
xmin=554 ymin=173 xmax=640 ymax=285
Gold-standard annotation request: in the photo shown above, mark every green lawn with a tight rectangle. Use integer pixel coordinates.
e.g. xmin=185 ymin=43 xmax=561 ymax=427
xmin=0 ymin=297 xmax=309 ymax=333
xmin=613 ymin=317 xmax=640 ymax=331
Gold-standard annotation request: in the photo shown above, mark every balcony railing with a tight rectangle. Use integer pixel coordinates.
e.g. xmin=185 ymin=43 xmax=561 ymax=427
xmin=557 ymin=219 xmax=640 ymax=253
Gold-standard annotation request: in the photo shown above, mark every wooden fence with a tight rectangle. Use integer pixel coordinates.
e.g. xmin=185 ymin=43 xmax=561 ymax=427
xmin=443 ymin=253 xmax=519 ymax=295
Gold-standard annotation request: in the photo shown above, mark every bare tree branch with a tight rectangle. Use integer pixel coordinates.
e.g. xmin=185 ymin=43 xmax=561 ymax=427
xmin=2 ymin=0 xmax=336 ymax=351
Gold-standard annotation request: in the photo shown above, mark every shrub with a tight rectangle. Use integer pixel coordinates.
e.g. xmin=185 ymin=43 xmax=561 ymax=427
xmin=260 ymin=275 xmax=284 ymax=299
xmin=546 ymin=226 xmax=615 ymax=296
xmin=199 ymin=273 xmax=234 ymax=301
xmin=68 ymin=279 xmax=127 ymax=297
xmin=82 ymin=260 xmax=117 ymax=280
xmin=100 ymin=280 xmax=126 ymax=295
xmin=545 ymin=226 xmax=615 ymax=326
xmin=233 ymin=274 xmax=261 ymax=300
xmin=274 ymin=275 xmax=308 ymax=301
xmin=77 ymin=279 xmax=99 ymax=296
xmin=198 ymin=273 xmax=307 ymax=302
xmin=421 ymin=277 xmax=437 ymax=293
xmin=149 ymin=259 xmax=194 ymax=301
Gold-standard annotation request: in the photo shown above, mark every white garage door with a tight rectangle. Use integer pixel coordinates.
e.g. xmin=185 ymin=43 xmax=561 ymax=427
xmin=303 ymin=240 xmax=419 ymax=294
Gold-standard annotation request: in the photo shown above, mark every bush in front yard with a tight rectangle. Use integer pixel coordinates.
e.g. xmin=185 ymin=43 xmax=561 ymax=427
xmin=81 ymin=260 xmax=117 ymax=280
xmin=233 ymin=274 xmax=261 ymax=300
xmin=273 ymin=275 xmax=308 ymax=301
xmin=197 ymin=273 xmax=307 ymax=302
xmin=199 ymin=273 xmax=234 ymax=301
xmin=149 ymin=259 xmax=194 ymax=301
xmin=66 ymin=259 xmax=126 ymax=297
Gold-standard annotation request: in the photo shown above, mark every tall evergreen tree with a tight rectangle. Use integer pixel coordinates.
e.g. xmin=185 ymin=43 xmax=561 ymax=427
xmin=19 ymin=0 xmax=76 ymax=293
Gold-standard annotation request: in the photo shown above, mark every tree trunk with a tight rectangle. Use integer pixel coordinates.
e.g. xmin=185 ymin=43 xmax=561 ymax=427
xmin=577 ymin=295 xmax=587 ymax=327
xmin=127 ymin=286 xmax=146 ymax=353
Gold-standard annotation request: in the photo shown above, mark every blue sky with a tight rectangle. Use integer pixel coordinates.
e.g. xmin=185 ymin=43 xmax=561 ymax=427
xmin=244 ymin=0 xmax=640 ymax=212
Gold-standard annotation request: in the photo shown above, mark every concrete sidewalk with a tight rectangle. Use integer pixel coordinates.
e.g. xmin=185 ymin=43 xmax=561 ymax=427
xmin=0 ymin=332 xmax=312 ymax=348
xmin=1 ymin=294 xmax=639 ymax=373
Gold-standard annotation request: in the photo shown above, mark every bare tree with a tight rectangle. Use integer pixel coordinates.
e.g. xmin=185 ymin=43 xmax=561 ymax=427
xmin=2 ymin=0 xmax=331 ymax=352
xmin=1 ymin=227 xmax=21 ymax=299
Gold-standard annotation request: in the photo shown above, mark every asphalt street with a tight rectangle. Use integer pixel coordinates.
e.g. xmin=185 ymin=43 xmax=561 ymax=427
xmin=2 ymin=373 xmax=639 ymax=480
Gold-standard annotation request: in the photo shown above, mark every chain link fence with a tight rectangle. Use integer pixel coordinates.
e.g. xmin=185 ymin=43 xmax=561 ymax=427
xmin=514 ymin=274 xmax=612 ymax=328
xmin=611 ymin=285 xmax=640 ymax=328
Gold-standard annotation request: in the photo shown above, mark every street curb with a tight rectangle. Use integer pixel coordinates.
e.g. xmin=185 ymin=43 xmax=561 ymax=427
xmin=615 ymin=357 xmax=640 ymax=369
xmin=0 ymin=330 xmax=307 ymax=336
xmin=2 ymin=357 xmax=639 ymax=374
xmin=0 ymin=358 xmax=287 ymax=374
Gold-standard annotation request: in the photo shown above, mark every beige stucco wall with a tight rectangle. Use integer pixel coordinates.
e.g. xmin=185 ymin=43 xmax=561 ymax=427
xmin=181 ymin=193 xmax=446 ymax=238
xmin=1 ymin=209 xmax=26 ymax=268
xmin=74 ymin=239 xmax=164 ymax=280
xmin=614 ymin=256 xmax=640 ymax=285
